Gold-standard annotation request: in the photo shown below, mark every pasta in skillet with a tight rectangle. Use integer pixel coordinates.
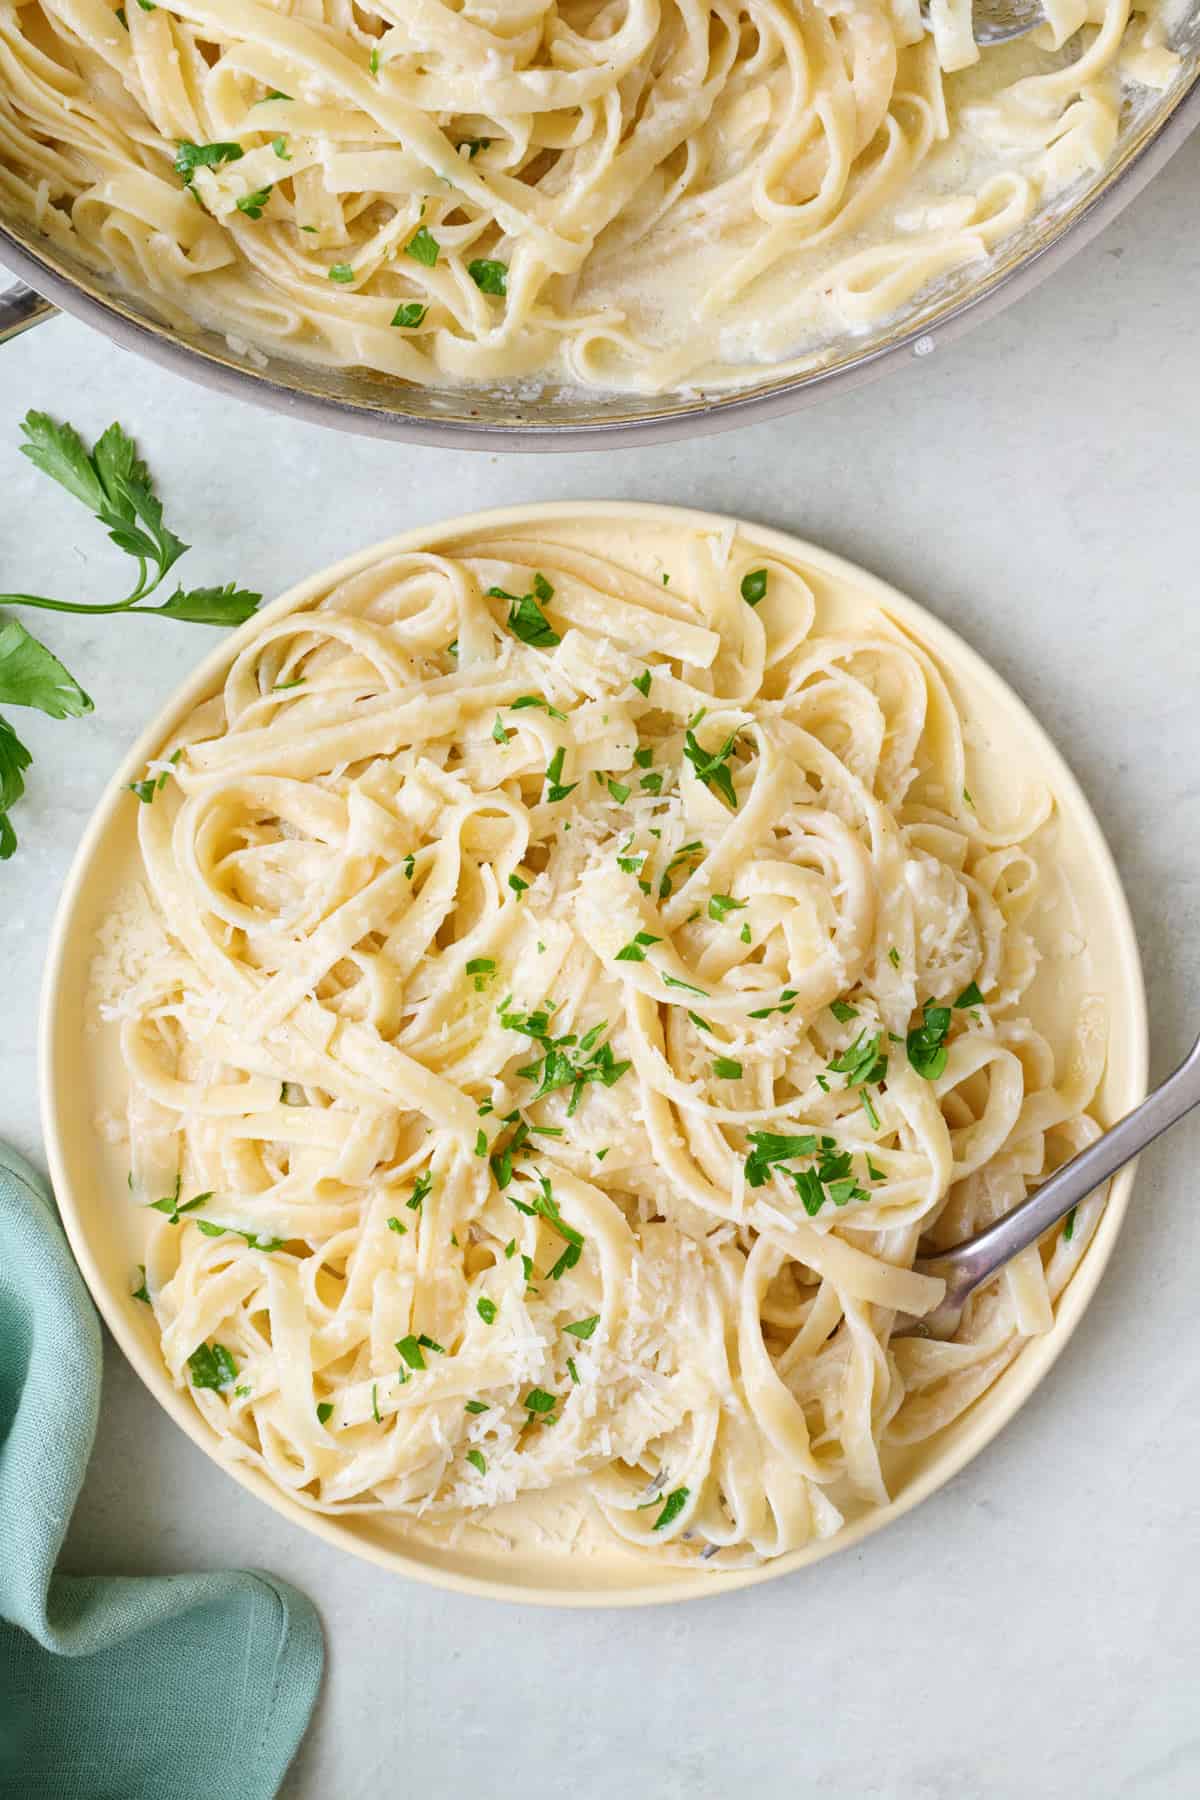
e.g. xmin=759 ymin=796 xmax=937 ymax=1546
xmin=0 ymin=0 xmax=1182 ymax=391
xmin=113 ymin=515 xmax=1108 ymax=1567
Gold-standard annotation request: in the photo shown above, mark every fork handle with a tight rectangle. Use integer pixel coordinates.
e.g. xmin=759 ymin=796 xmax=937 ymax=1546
xmin=917 ymin=1035 xmax=1200 ymax=1310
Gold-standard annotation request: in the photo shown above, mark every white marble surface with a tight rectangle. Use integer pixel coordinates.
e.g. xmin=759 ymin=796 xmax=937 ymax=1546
xmin=2 ymin=134 xmax=1199 ymax=1800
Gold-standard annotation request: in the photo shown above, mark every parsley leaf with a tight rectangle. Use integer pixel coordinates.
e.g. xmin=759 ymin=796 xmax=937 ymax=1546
xmin=391 ymin=302 xmax=428 ymax=328
xmin=489 ymin=578 xmax=560 ymax=648
xmin=467 ymin=1448 xmax=487 ymax=1475
xmin=712 ymin=1056 xmax=743 ymax=1079
xmin=683 ymin=728 xmax=739 ymax=809
xmin=187 ymin=1342 xmax=237 ymax=1391
xmin=615 ymin=931 xmax=661 ymax=963
xmin=395 ymin=1334 xmax=426 ymax=1371
xmin=564 ymin=1314 xmax=599 ymax=1340
xmin=405 ymin=225 xmax=440 ymax=266
xmin=468 ymin=258 xmax=508 ymax=295
xmin=954 ymin=980 xmax=985 ymax=1009
xmin=173 ymin=140 xmax=244 ymax=180
xmin=477 ymin=1295 xmax=497 ymax=1324
xmin=652 ymin=1486 xmax=689 ymax=1530
xmin=906 ymin=1005 xmax=951 ymax=1081
xmin=827 ymin=1030 xmax=887 ymax=1088
xmin=235 ymin=185 xmax=272 ymax=219
xmin=740 ymin=569 xmax=767 ymax=606
xmin=744 ymin=1131 xmax=817 ymax=1188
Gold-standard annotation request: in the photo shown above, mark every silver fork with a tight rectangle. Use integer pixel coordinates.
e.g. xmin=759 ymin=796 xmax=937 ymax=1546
xmin=900 ymin=1034 xmax=1200 ymax=1339
xmin=923 ymin=0 xmax=1046 ymax=46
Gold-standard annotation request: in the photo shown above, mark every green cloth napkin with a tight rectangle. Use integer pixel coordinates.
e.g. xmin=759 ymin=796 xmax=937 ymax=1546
xmin=0 ymin=1144 xmax=324 ymax=1798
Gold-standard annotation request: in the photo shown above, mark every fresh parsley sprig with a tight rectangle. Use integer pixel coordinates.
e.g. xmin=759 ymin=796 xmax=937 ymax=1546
xmin=14 ymin=414 xmax=260 ymax=624
xmin=0 ymin=413 xmax=260 ymax=859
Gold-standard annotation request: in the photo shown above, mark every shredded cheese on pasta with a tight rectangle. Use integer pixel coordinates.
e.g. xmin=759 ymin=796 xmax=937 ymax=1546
xmin=118 ymin=516 xmax=1107 ymax=1567
xmin=0 ymin=0 xmax=1180 ymax=391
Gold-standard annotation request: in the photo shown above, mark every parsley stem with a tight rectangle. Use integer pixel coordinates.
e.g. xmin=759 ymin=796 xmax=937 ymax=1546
xmin=0 ymin=589 xmax=157 ymax=615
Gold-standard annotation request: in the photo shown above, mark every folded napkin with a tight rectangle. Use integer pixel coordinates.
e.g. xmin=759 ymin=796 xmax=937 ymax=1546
xmin=0 ymin=1144 xmax=324 ymax=1799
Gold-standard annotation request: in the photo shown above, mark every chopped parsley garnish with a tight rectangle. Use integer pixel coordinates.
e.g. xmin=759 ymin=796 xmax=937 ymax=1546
xmin=474 ymin=1129 xmax=488 ymax=1157
xmin=888 ymin=946 xmax=901 ymax=968
xmin=272 ymin=136 xmax=290 ymax=160
xmin=235 ymin=185 xmax=272 ymax=219
xmin=328 ymin=263 xmax=355 ymax=283
xmin=489 ymin=573 xmax=560 ymax=648
xmin=860 ymin=1089 xmax=881 ymax=1131
xmin=132 ymin=1265 xmax=150 ymax=1303
xmin=403 ymin=853 xmax=415 ymax=879
xmin=543 ymin=745 xmax=577 ymax=803
xmin=564 ymin=1314 xmax=599 ymax=1340
xmin=467 ymin=1448 xmax=487 ymax=1475
xmin=548 ymin=1242 xmax=580 ymax=1281
xmin=187 ymin=1342 xmax=237 ymax=1391
xmin=417 ymin=1335 xmax=445 ymax=1354
xmin=827 ymin=1029 xmax=887 ymax=1088
xmin=713 ymin=1056 xmax=743 ymax=1079
xmin=607 ymin=778 xmax=630 ymax=804
xmin=906 ymin=1005 xmax=951 ymax=1081
xmin=567 ymin=1356 xmax=580 ymax=1385
xmin=492 ymin=714 xmax=510 ymax=745
xmin=744 ymin=1131 xmax=817 ymax=1188
xmin=477 ymin=1295 xmax=497 ymax=1324
xmin=371 ymin=1383 xmax=381 ymax=1423
xmin=511 ymin=694 xmax=568 ymax=721
xmin=316 ymin=1401 xmax=334 ymax=1424
xmin=460 ymin=137 xmax=491 ymax=158
xmin=523 ymin=1387 xmax=557 ymax=1415
xmin=595 ymin=1147 xmax=609 ymax=1161
xmin=954 ymin=980 xmax=985 ymax=1009
xmin=740 ymin=569 xmax=767 ymax=607
xmin=466 ymin=957 xmax=496 ymax=989
xmin=1063 ymin=1207 xmax=1077 ymax=1242
xmin=497 ymin=997 xmax=630 ymax=1117
xmin=395 ymin=1335 xmax=426 ymax=1370
xmin=633 ymin=748 xmax=654 ymax=769
xmin=866 ymin=1157 xmax=886 ymax=1182
xmin=615 ymin=931 xmax=661 ymax=963
xmin=639 ymin=771 xmax=663 ymax=795
xmin=468 ymin=258 xmax=508 ymax=295
xmin=368 ymin=46 xmax=380 ymax=73
xmin=683 ymin=729 xmax=739 ymax=808
xmin=652 ymin=1487 xmax=689 ymax=1530
xmin=174 ymin=140 xmax=244 ymax=180
xmin=391 ymin=302 xmax=428 ymax=329
xmin=687 ymin=1011 xmax=712 ymax=1032
xmin=407 ymin=1170 xmax=432 ymax=1210
xmin=830 ymin=1000 xmax=859 ymax=1023
xmin=632 ymin=669 xmax=652 ymax=697
xmin=662 ymin=973 xmax=707 ymax=996
xmin=747 ymin=988 xmax=798 ymax=1020
xmin=508 ymin=873 xmax=528 ymax=896
xmin=127 ymin=748 xmax=182 ymax=804
xmin=963 ymin=787 xmax=975 ymax=809
xmin=739 ymin=923 xmax=752 ymax=944
xmin=149 ymin=1180 xmax=212 ymax=1224
xmin=465 ymin=1400 xmax=489 ymax=1414
xmin=708 ymin=894 xmax=745 ymax=922
xmin=405 ymin=224 xmax=440 ymax=266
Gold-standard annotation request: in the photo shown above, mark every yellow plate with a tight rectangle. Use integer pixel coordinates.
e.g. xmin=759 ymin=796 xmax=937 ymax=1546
xmin=39 ymin=503 xmax=1147 ymax=1606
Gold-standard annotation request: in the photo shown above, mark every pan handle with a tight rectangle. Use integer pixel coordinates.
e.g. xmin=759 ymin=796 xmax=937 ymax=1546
xmin=0 ymin=278 xmax=56 ymax=344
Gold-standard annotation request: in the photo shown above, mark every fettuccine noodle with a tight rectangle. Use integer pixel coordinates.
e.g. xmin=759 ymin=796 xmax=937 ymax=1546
xmin=0 ymin=0 xmax=1182 ymax=390
xmin=113 ymin=514 xmax=1108 ymax=1568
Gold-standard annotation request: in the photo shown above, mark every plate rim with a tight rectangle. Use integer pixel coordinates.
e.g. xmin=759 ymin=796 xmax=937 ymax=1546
xmin=38 ymin=500 xmax=1149 ymax=1607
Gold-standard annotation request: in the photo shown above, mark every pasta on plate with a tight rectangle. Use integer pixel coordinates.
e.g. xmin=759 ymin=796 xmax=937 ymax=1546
xmin=0 ymin=0 xmax=1182 ymax=391
xmin=109 ymin=513 xmax=1110 ymax=1569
